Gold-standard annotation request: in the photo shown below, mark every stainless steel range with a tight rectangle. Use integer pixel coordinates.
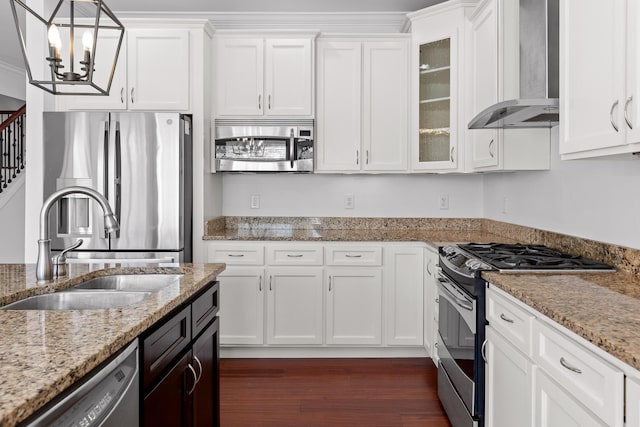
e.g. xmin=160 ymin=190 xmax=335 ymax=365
xmin=436 ymin=243 xmax=614 ymax=427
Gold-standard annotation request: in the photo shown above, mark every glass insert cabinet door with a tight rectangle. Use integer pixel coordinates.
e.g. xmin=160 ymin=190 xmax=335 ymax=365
xmin=414 ymin=36 xmax=458 ymax=170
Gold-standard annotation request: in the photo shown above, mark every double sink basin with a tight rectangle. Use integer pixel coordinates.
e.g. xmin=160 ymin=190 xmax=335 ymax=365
xmin=2 ymin=274 xmax=182 ymax=310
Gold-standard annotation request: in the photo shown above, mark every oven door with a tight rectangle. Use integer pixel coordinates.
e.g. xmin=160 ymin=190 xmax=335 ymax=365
xmin=437 ymin=273 xmax=479 ymax=427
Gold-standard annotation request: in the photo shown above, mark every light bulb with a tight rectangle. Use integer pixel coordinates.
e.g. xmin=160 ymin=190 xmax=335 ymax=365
xmin=47 ymin=24 xmax=61 ymax=49
xmin=82 ymin=31 xmax=93 ymax=52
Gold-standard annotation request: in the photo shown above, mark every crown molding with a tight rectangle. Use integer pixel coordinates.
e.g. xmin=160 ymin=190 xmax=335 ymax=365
xmin=0 ymin=59 xmax=24 ymax=77
xmin=115 ymin=11 xmax=411 ymax=33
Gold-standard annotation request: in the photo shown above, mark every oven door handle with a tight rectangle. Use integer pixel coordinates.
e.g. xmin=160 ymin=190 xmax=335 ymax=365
xmin=438 ymin=277 xmax=473 ymax=312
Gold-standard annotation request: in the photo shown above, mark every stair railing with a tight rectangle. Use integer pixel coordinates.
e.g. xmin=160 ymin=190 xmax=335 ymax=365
xmin=0 ymin=104 xmax=26 ymax=194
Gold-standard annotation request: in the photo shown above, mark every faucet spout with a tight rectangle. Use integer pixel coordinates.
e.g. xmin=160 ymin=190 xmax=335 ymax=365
xmin=36 ymin=186 xmax=120 ymax=283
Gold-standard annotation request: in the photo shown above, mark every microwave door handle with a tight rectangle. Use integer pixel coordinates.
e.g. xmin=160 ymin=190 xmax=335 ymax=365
xmin=289 ymin=129 xmax=295 ymax=169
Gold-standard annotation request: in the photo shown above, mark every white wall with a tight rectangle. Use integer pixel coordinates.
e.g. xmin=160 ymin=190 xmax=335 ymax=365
xmin=484 ymin=128 xmax=640 ymax=249
xmin=0 ymin=176 xmax=25 ymax=262
xmin=221 ymin=173 xmax=484 ymax=217
xmin=0 ymin=62 xmax=25 ymax=102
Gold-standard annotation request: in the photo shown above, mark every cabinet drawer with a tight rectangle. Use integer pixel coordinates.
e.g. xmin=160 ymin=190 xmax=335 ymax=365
xmin=143 ymin=305 xmax=192 ymax=389
xmin=325 ymin=246 xmax=382 ymax=266
xmin=192 ymin=281 xmax=219 ymax=338
xmin=486 ymin=286 xmax=534 ymax=356
xmin=266 ymin=246 xmax=323 ymax=265
xmin=532 ymin=319 xmax=624 ymax=426
xmin=207 ymin=245 xmax=264 ymax=265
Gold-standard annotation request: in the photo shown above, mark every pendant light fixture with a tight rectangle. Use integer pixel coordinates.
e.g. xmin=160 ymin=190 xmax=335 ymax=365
xmin=10 ymin=0 xmax=125 ymax=95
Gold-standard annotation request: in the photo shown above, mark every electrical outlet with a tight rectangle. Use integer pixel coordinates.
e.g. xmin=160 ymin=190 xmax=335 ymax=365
xmin=250 ymin=194 xmax=260 ymax=209
xmin=439 ymin=194 xmax=449 ymax=210
xmin=502 ymin=196 xmax=509 ymax=214
xmin=344 ymin=194 xmax=355 ymax=209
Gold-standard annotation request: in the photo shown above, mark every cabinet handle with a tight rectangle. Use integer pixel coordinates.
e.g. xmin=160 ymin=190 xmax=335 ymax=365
xmin=186 ymin=364 xmax=198 ymax=395
xmin=193 ymin=355 xmax=203 ymax=384
xmin=227 ymin=254 xmax=245 ymax=257
xmin=287 ymin=254 xmax=304 ymax=258
xmin=328 ymin=275 xmax=332 ymax=292
xmin=435 ymin=298 xmax=439 ymax=303
xmin=130 ymin=87 xmax=135 ymax=104
xmin=120 ymin=87 xmax=124 ymax=104
xmin=269 ymin=275 xmax=272 ymax=291
xmin=426 ymin=259 xmax=433 ymax=276
xmin=268 ymin=94 xmax=271 ymax=110
xmin=345 ymin=254 xmax=362 ymax=258
xmin=489 ymin=139 xmax=495 ymax=158
xmin=366 ymin=150 xmax=369 ymax=165
xmin=559 ymin=357 xmax=582 ymax=374
xmin=356 ymin=150 xmax=359 ymax=165
xmin=499 ymin=313 xmax=514 ymax=323
xmin=481 ymin=339 xmax=488 ymax=363
xmin=450 ymin=146 xmax=455 ymax=162
xmin=625 ymin=96 xmax=634 ymax=129
xmin=258 ymin=94 xmax=262 ymax=110
xmin=259 ymin=275 xmax=262 ymax=291
xmin=610 ymin=100 xmax=620 ymax=132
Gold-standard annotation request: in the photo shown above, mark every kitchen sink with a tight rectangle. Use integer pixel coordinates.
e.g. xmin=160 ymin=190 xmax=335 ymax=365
xmin=72 ymin=274 xmax=182 ymax=292
xmin=1 ymin=291 xmax=151 ymax=310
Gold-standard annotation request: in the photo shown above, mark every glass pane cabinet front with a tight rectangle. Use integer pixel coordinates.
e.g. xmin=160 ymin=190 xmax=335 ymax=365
xmin=418 ymin=38 xmax=452 ymax=164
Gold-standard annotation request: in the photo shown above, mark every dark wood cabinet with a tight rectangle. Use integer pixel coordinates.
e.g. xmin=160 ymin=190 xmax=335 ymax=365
xmin=141 ymin=280 xmax=220 ymax=427
xmin=192 ymin=318 xmax=220 ymax=427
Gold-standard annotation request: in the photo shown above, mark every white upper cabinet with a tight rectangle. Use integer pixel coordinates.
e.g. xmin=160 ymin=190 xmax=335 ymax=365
xmin=467 ymin=0 xmax=550 ymax=171
xmin=315 ymin=37 xmax=409 ymax=173
xmin=559 ymin=0 xmax=640 ymax=159
xmin=315 ymin=41 xmax=361 ymax=172
xmin=127 ymin=29 xmax=190 ymax=111
xmin=215 ymin=35 xmax=314 ymax=117
xmin=57 ymin=28 xmax=190 ymax=111
xmin=409 ymin=3 xmax=468 ymax=172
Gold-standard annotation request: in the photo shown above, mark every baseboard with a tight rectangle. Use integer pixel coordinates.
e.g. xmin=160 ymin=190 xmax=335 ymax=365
xmin=221 ymin=346 xmax=428 ymax=358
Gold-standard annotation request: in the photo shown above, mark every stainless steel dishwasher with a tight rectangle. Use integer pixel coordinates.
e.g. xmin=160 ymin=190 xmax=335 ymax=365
xmin=24 ymin=340 xmax=139 ymax=427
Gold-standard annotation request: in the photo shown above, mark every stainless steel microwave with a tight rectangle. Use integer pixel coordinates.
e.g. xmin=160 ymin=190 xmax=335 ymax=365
xmin=213 ymin=119 xmax=314 ymax=172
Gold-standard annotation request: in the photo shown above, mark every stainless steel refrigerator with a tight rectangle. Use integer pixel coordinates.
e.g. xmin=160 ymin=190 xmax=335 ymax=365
xmin=43 ymin=112 xmax=192 ymax=262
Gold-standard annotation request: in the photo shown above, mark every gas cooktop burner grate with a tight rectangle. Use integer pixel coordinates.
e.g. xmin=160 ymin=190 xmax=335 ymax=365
xmin=457 ymin=243 xmax=615 ymax=271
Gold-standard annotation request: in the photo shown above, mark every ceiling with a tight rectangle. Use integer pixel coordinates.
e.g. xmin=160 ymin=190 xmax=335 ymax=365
xmin=0 ymin=0 xmax=445 ymax=71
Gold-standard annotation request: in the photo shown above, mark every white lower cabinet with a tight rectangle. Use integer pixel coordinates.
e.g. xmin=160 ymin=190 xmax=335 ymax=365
xmin=485 ymin=285 xmax=625 ymax=427
xmin=627 ymin=377 xmax=640 ymax=427
xmin=423 ymin=246 xmax=438 ymax=363
xmin=210 ymin=241 xmax=425 ymax=351
xmin=385 ymin=247 xmax=423 ymax=346
xmin=218 ymin=267 xmax=265 ymax=345
xmin=485 ymin=326 xmax=532 ymax=427
xmin=533 ymin=367 xmax=605 ymax=427
xmin=265 ymin=267 xmax=324 ymax=345
xmin=325 ymin=268 xmax=383 ymax=345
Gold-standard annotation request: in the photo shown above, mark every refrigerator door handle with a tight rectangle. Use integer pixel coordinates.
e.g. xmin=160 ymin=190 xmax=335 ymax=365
xmin=114 ymin=121 xmax=122 ymax=238
xmin=102 ymin=122 xmax=110 ymax=202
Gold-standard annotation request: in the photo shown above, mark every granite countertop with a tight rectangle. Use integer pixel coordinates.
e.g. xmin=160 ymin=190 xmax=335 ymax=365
xmin=0 ymin=263 xmax=225 ymax=427
xmin=484 ymin=270 xmax=640 ymax=371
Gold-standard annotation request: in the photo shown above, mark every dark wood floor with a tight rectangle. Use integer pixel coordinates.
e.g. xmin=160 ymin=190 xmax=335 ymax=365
xmin=219 ymin=358 xmax=451 ymax=427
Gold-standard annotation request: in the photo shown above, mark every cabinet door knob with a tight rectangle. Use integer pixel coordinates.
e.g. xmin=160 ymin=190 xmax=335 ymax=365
xmin=356 ymin=150 xmax=359 ymax=165
xmin=450 ymin=146 xmax=455 ymax=162
xmin=328 ymin=275 xmax=332 ymax=292
xmin=366 ymin=150 xmax=369 ymax=165
xmin=488 ymin=139 xmax=495 ymax=158
xmin=258 ymin=94 xmax=262 ymax=110
xmin=268 ymin=94 xmax=271 ymax=110
xmin=269 ymin=275 xmax=273 ymax=291
xmin=120 ymin=87 xmax=124 ymax=104
xmin=625 ymin=95 xmax=634 ymax=129
xmin=130 ymin=88 xmax=135 ymax=104
xmin=426 ymin=259 xmax=433 ymax=275
xmin=259 ymin=275 xmax=262 ymax=291
xmin=481 ymin=339 xmax=488 ymax=363
xmin=610 ymin=100 xmax=620 ymax=132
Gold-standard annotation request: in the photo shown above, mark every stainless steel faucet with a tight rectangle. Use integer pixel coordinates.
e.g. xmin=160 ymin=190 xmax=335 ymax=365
xmin=36 ymin=186 xmax=120 ymax=283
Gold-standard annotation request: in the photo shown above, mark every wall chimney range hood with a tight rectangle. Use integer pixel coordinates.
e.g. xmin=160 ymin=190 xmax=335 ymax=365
xmin=468 ymin=0 xmax=559 ymax=129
